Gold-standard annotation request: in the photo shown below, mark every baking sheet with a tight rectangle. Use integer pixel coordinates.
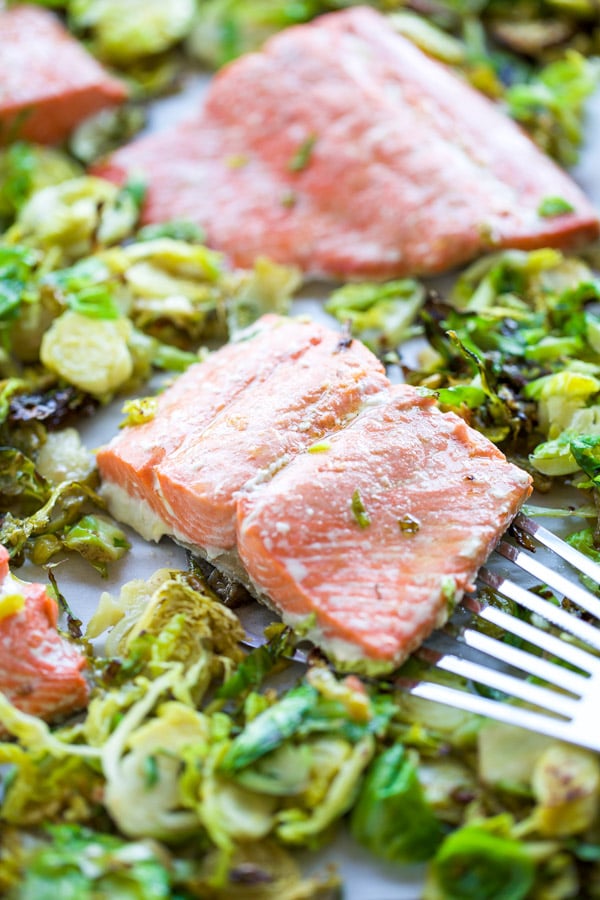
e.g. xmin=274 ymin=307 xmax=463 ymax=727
xmin=20 ymin=70 xmax=600 ymax=900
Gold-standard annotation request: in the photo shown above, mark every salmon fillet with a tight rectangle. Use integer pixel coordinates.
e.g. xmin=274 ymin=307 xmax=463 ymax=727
xmin=0 ymin=5 xmax=126 ymax=145
xmin=98 ymin=317 xmax=532 ymax=671
xmin=97 ymin=314 xmax=388 ymax=549
xmin=0 ymin=545 xmax=89 ymax=721
xmin=95 ymin=7 xmax=598 ymax=280
xmin=237 ymin=385 xmax=532 ymax=672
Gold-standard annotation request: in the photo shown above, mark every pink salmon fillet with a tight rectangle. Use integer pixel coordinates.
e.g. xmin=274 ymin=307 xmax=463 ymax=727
xmin=95 ymin=6 xmax=598 ymax=280
xmin=98 ymin=317 xmax=532 ymax=670
xmin=0 ymin=545 xmax=89 ymax=721
xmin=237 ymin=385 xmax=532 ymax=670
xmin=0 ymin=5 xmax=127 ymax=145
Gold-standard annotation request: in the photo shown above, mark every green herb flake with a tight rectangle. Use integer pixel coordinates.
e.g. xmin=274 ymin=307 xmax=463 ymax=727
xmin=537 ymin=196 xmax=575 ymax=218
xmin=143 ymin=754 xmax=160 ymax=789
xmin=398 ymin=514 xmax=420 ymax=535
xmin=225 ymin=153 xmax=249 ymax=169
xmin=308 ymin=441 xmax=331 ymax=454
xmin=281 ymin=190 xmax=298 ymax=208
xmin=351 ymin=488 xmax=371 ymax=529
xmin=288 ymin=134 xmax=317 ymax=173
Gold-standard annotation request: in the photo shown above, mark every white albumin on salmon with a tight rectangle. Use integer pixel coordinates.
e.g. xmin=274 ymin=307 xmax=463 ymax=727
xmin=97 ymin=316 xmax=532 ymax=671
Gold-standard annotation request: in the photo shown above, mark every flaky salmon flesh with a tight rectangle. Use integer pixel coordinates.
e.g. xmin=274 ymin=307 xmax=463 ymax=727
xmin=95 ymin=6 xmax=598 ymax=281
xmin=97 ymin=316 xmax=532 ymax=672
xmin=0 ymin=5 xmax=126 ymax=145
xmin=0 ymin=545 xmax=89 ymax=722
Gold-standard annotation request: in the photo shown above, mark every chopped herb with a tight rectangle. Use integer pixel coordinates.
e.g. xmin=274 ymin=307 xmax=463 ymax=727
xmin=281 ymin=190 xmax=297 ymax=208
xmin=351 ymin=488 xmax=371 ymax=529
xmin=308 ymin=441 xmax=331 ymax=453
xmin=225 ymin=153 xmax=249 ymax=168
xmin=537 ymin=196 xmax=575 ymax=218
xmin=398 ymin=514 xmax=420 ymax=534
xmin=288 ymin=134 xmax=317 ymax=173
xmin=143 ymin=754 xmax=160 ymax=788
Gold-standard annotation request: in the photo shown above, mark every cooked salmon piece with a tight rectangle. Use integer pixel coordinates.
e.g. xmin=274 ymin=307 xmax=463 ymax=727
xmin=0 ymin=5 xmax=126 ymax=145
xmin=97 ymin=315 xmax=336 ymax=540
xmin=95 ymin=7 xmax=598 ymax=280
xmin=155 ymin=324 xmax=388 ymax=550
xmin=0 ymin=545 xmax=89 ymax=721
xmin=237 ymin=385 xmax=532 ymax=672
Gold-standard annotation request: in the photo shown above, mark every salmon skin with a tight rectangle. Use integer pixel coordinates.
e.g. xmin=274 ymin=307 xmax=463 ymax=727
xmin=0 ymin=545 xmax=89 ymax=722
xmin=237 ymin=385 xmax=532 ymax=673
xmin=95 ymin=7 xmax=598 ymax=281
xmin=98 ymin=316 xmax=532 ymax=672
xmin=0 ymin=5 xmax=126 ymax=145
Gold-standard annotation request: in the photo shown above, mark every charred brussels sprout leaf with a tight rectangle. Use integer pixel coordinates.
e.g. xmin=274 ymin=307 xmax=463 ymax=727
xmin=351 ymin=743 xmax=443 ymax=863
xmin=70 ymin=0 xmax=196 ymax=65
xmin=150 ymin=341 xmax=198 ymax=373
xmin=217 ymin=625 xmax=298 ymax=700
xmin=0 ymin=245 xmax=39 ymax=322
xmin=62 ymin=515 xmax=130 ymax=576
xmin=0 ymin=447 xmax=50 ymax=515
xmin=505 ymin=51 xmax=599 ymax=167
xmin=220 ymin=684 xmax=318 ymax=773
xmin=325 ymin=278 xmax=425 ymax=356
xmin=6 ymin=177 xmax=142 ymax=264
xmin=187 ymin=0 xmax=320 ymax=68
xmin=570 ymin=434 xmax=600 ymax=485
xmin=69 ymin=105 xmax=146 ymax=166
xmin=16 ymin=824 xmax=172 ymax=900
xmin=8 ymin=386 xmax=99 ymax=428
xmin=436 ymin=384 xmax=487 ymax=409
xmin=0 ymin=480 xmax=105 ymax=559
xmin=0 ymin=142 xmax=81 ymax=226
xmin=429 ymin=824 xmax=536 ymax=900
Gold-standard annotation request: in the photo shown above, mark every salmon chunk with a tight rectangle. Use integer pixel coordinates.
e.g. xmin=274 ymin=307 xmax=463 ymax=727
xmin=96 ymin=7 xmax=598 ymax=280
xmin=0 ymin=546 xmax=89 ymax=721
xmin=0 ymin=5 xmax=126 ymax=145
xmin=237 ymin=385 xmax=532 ymax=672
